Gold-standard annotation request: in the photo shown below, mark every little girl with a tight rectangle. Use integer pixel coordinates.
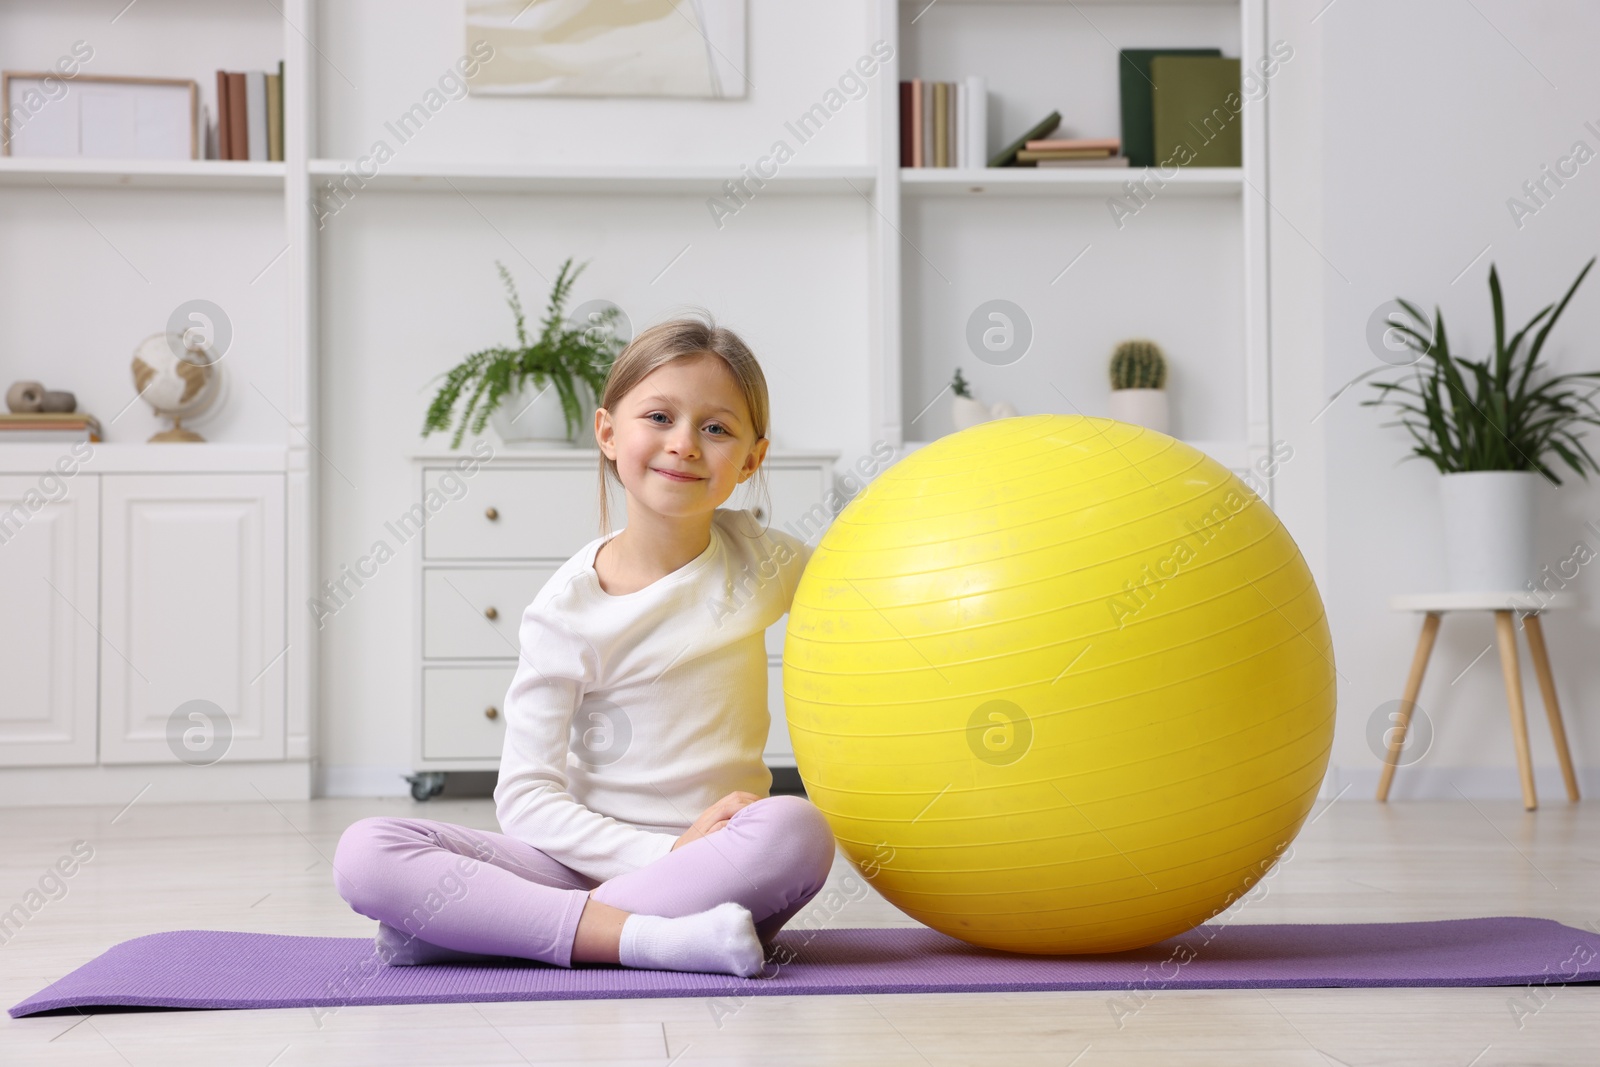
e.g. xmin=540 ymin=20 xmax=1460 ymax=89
xmin=333 ymin=315 xmax=837 ymax=979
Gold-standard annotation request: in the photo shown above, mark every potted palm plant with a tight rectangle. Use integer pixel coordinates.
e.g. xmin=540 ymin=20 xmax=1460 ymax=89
xmin=1363 ymin=256 xmax=1600 ymax=592
xmin=421 ymin=257 xmax=623 ymax=449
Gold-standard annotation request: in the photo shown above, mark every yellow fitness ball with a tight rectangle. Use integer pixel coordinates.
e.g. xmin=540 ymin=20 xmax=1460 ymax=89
xmin=783 ymin=415 xmax=1335 ymax=954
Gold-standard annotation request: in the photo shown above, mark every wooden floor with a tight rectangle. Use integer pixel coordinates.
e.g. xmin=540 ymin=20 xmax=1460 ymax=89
xmin=3 ymin=793 xmax=1596 ymax=1066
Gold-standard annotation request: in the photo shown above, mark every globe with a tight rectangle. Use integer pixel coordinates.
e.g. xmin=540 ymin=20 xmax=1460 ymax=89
xmin=131 ymin=332 xmax=224 ymax=442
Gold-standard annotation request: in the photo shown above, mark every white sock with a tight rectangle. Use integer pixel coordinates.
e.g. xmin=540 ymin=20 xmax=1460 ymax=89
xmin=617 ymin=901 xmax=765 ymax=978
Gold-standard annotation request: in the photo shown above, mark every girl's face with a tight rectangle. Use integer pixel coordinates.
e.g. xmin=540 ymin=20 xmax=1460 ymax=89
xmin=595 ymin=356 xmax=767 ymax=522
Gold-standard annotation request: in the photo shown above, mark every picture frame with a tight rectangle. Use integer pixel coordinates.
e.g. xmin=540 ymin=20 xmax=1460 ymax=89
xmin=1 ymin=72 xmax=198 ymax=159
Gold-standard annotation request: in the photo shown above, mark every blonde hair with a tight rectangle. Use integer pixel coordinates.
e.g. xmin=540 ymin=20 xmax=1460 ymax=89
xmin=595 ymin=312 xmax=771 ymax=537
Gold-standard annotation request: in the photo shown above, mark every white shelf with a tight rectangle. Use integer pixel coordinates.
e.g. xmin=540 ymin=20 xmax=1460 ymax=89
xmin=0 ymin=443 xmax=289 ymax=473
xmin=901 ymin=166 xmax=1242 ymax=197
xmin=0 ymin=157 xmax=285 ymax=190
xmin=308 ymin=160 xmax=876 ymax=196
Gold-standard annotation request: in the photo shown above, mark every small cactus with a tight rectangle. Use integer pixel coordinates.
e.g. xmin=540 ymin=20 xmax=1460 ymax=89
xmin=1110 ymin=339 xmax=1167 ymax=390
xmin=951 ymin=367 xmax=973 ymax=398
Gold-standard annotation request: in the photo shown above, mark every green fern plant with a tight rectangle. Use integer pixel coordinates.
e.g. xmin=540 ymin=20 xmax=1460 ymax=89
xmin=952 ymin=367 xmax=973 ymax=398
xmin=1110 ymin=339 xmax=1167 ymax=390
xmin=1362 ymin=257 xmax=1600 ymax=483
xmin=421 ymin=257 xmax=623 ymax=449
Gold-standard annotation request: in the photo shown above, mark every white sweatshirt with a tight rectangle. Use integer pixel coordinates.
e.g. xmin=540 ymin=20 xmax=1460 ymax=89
xmin=493 ymin=507 xmax=815 ymax=883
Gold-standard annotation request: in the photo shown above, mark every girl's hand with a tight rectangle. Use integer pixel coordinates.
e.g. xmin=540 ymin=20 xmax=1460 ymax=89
xmin=672 ymin=791 xmax=761 ymax=850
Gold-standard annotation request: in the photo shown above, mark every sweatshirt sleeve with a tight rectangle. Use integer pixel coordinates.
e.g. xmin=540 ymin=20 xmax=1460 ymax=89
xmin=493 ymin=605 xmax=678 ymax=882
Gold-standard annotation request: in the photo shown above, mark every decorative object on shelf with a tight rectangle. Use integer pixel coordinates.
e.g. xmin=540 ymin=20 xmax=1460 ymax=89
xmin=422 ymin=257 xmax=624 ymax=450
xmin=131 ymin=331 xmax=225 ymax=442
xmin=40 ymin=390 xmax=77 ymax=413
xmin=949 ymin=367 xmax=1016 ymax=431
xmin=1 ymin=72 xmax=198 ymax=159
xmin=6 ymin=380 xmax=45 ymax=412
xmin=1108 ymin=339 xmax=1169 ymax=434
xmin=464 ymin=0 xmax=747 ymax=99
xmin=1364 ymin=257 xmax=1600 ymax=592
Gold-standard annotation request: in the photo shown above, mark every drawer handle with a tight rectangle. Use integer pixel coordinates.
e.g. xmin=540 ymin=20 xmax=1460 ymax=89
xmin=484 ymin=705 xmax=499 ymax=720
xmin=484 ymin=606 xmax=499 ymax=620
xmin=485 ymin=506 xmax=500 ymax=521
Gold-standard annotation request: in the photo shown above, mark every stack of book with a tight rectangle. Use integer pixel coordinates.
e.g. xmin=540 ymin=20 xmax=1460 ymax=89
xmin=0 ymin=413 xmax=102 ymax=443
xmin=1017 ymin=137 xmax=1126 ymax=168
xmin=215 ymin=61 xmax=285 ymax=161
xmin=898 ymin=76 xmax=988 ymax=168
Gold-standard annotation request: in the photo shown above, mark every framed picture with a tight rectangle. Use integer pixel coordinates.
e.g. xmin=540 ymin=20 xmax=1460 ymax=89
xmin=2 ymin=72 xmax=198 ymax=159
xmin=464 ymin=0 xmax=747 ymax=99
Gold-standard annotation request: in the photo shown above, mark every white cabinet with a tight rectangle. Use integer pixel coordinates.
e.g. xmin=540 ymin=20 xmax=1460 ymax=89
xmin=0 ymin=475 xmax=99 ymax=766
xmin=99 ymin=475 xmax=286 ymax=763
xmin=0 ymin=457 xmax=291 ymax=798
xmin=410 ymin=450 xmax=838 ymax=794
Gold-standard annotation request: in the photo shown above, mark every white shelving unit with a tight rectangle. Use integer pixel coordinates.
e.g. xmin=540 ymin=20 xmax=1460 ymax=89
xmin=1 ymin=0 xmax=1272 ymax=798
xmin=875 ymin=0 xmax=1273 ymax=501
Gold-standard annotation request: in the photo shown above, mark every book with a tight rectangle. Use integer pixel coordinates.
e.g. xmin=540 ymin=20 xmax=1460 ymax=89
xmin=964 ymin=75 xmax=987 ymax=169
xmin=1150 ymin=55 xmax=1242 ymax=168
xmin=1015 ymin=148 xmax=1116 ymax=162
xmin=954 ymin=81 xmax=964 ymax=168
xmin=923 ymin=80 xmax=933 ymax=166
xmin=1038 ymin=157 xmax=1131 ymax=168
xmin=911 ymin=77 xmax=923 ymax=167
xmin=216 ymin=70 xmax=231 ymax=160
xmin=1026 ymin=137 xmax=1120 ymax=152
xmin=246 ymin=70 xmax=268 ymax=161
xmin=1118 ymin=48 xmax=1222 ymax=167
xmin=227 ymin=71 xmax=248 ymax=161
xmin=988 ymin=110 xmax=1061 ymax=168
xmin=276 ymin=59 xmax=285 ymax=159
xmin=933 ymin=81 xmax=947 ymax=167
xmin=899 ymin=81 xmax=913 ymax=167
xmin=0 ymin=412 xmax=103 ymax=442
xmin=266 ymin=69 xmax=282 ymax=162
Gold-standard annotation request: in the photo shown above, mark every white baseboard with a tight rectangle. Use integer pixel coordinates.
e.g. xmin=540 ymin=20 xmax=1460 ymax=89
xmin=0 ymin=761 xmax=312 ymax=806
xmin=1317 ymin=764 xmax=1597 ymax=803
xmin=315 ymin=764 xmax=416 ymax=798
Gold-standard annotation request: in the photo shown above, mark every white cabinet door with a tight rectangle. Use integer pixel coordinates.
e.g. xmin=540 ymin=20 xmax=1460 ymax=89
xmin=0 ymin=473 xmax=99 ymax=766
xmin=99 ymin=474 xmax=286 ymax=764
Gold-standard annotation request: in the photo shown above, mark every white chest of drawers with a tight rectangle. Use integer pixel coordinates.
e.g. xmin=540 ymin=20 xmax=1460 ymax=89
xmin=408 ymin=447 xmax=837 ymax=800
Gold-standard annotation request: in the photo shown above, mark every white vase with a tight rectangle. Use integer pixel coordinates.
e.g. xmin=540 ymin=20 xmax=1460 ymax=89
xmin=1438 ymin=471 xmax=1541 ymax=592
xmin=490 ymin=378 xmax=591 ymax=447
xmin=1108 ymin=388 xmax=1169 ymax=434
xmin=952 ymin=395 xmax=991 ymax=431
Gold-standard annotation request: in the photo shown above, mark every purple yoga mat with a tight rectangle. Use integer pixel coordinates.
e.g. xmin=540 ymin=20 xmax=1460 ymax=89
xmin=11 ymin=917 xmax=1599 ymax=1017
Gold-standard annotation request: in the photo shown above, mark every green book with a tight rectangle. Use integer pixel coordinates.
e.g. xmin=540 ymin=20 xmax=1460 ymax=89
xmin=987 ymin=110 xmax=1061 ymax=168
xmin=1117 ymin=48 xmax=1222 ymax=168
xmin=1150 ymin=55 xmax=1241 ymax=168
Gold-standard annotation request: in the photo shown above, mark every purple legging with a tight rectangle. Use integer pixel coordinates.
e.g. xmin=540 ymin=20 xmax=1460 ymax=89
xmin=332 ymin=793 xmax=837 ymax=968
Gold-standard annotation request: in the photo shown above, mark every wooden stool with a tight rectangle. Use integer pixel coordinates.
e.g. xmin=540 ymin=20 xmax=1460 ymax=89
xmin=1380 ymin=592 xmax=1581 ymax=811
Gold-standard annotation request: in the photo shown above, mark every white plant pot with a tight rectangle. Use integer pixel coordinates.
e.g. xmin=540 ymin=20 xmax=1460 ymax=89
xmin=1108 ymin=388 xmax=1169 ymax=434
xmin=490 ymin=378 xmax=591 ymax=447
xmin=951 ymin=395 xmax=991 ymax=431
xmin=1439 ymin=471 xmax=1541 ymax=592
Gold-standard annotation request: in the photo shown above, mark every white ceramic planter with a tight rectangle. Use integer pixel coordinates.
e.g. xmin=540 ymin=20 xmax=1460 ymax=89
xmin=1108 ymin=388 xmax=1169 ymax=434
xmin=951 ymin=395 xmax=991 ymax=431
xmin=490 ymin=378 xmax=591 ymax=447
xmin=1438 ymin=470 xmax=1541 ymax=592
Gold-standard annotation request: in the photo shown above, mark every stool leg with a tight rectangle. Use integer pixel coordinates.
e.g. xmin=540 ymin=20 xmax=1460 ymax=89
xmin=1378 ymin=611 xmax=1442 ymax=801
xmin=1522 ymin=613 xmax=1581 ymax=803
xmin=1494 ymin=610 xmax=1538 ymax=812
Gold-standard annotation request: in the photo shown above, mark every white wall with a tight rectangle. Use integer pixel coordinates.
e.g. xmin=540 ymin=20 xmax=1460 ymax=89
xmin=1270 ymin=0 xmax=1600 ymax=800
xmin=313 ymin=0 xmax=1600 ymax=800
xmin=313 ymin=0 xmax=878 ymax=795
